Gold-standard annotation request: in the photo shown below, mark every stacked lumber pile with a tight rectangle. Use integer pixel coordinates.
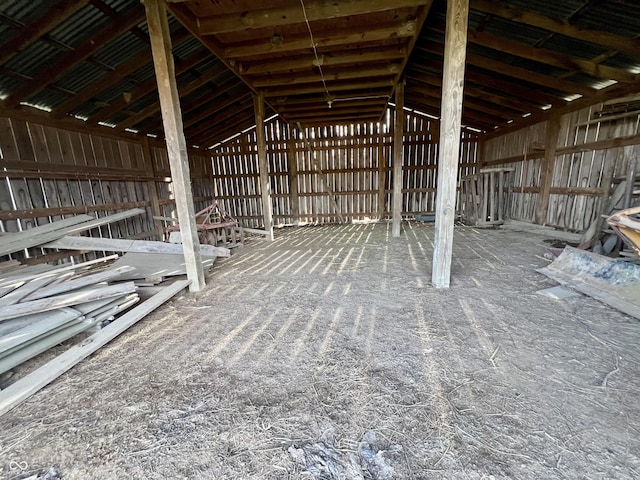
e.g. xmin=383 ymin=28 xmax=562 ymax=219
xmin=0 ymin=209 xmax=229 ymax=416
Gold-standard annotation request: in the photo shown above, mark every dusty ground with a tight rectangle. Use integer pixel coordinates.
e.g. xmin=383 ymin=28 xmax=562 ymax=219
xmin=1 ymin=222 xmax=639 ymax=479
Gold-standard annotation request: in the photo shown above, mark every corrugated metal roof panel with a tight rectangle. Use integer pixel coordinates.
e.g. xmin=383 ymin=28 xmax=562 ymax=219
xmin=27 ymin=89 xmax=70 ymax=110
xmin=93 ymin=32 xmax=149 ymax=68
xmin=0 ymin=0 xmax=49 ymax=24
xmin=484 ymin=17 xmax=551 ymax=45
xmin=575 ymin=2 xmax=640 ymax=37
xmin=4 ymin=41 xmax=62 ymax=77
xmin=129 ymin=63 xmax=156 ymax=84
xmin=0 ymin=77 xmax=22 ymax=99
xmin=539 ymin=34 xmax=609 ymax=61
xmin=95 ymin=79 xmax=140 ymax=104
xmin=505 ymin=0 xmax=588 ymax=22
xmin=55 ymin=62 xmax=107 ymax=93
xmin=48 ymin=4 xmax=110 ymax=49
xmin=173 ymin=37 xmax=203 ymax=60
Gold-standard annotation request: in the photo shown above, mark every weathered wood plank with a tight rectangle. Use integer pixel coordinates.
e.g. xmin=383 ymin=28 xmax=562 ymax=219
xmin=0 ymin=279 xmax=189 ymax=417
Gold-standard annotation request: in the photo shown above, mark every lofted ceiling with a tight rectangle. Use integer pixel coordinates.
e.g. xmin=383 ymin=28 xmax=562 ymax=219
xmin=0 ymin=0 xmax=639 ymax=149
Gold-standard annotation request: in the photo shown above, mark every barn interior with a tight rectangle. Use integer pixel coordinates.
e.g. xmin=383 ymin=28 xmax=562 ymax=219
xmin=0 ymin=0 xmax=639 ymax=478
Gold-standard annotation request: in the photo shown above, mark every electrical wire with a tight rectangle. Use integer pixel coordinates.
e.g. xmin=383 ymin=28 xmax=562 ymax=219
xmin=299 ymin=0 xmax=332 ymax=106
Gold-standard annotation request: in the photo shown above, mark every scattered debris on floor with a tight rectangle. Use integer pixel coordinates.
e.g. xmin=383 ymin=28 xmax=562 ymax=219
xmin=288 ymin=429 xmax=401 ymax=480
xmin=538 ymin=246 xmax=640 ymax=319
xmin=0 ymin=209 xmax=218 ymax=416
xmin=536 ymin=285 xmax=580 ymax=300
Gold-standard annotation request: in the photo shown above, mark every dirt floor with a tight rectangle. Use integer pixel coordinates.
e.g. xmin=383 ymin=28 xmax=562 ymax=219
xmin=1 ymin=222 xmax=639 ymax=479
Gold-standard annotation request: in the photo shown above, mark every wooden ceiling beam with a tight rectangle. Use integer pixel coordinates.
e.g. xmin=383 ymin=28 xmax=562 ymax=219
xmin=263 ymin=80 xmax=395 ymax=97
xmin=405 ymin=93 xmax=505 ymax=127
xmin=416 ymin=43 xmax=596 ymax=96
xmin=185 ymin=97 xmax=255 ymax=139
xmin=197 ymin=0 xmax=430 ymax=34
xmin=471 ymin=0 xmax=640 ymax=59
xmin=283 ymin=105 xmax=384 ymax=119
xmin=277 ymin=98 xmax=388 ymax=113
xmin=114 ymin=64 xmax=229 ymax=132
xmin=51 ymin=28 xmax=191 ymax=118
xmin=467 ymin=29 xmax=638 ymax=84
xmin=269 ymin=89 xmax=391 ymax=106
xmin=297 ymin=114 xmax=383 ymax=126
xmin=224 ymin=21 xmax=418 ymax=59
xmin=252 ymin=66 xmax=397 ymax=87
xmin=87 ymin=47 xmax=212 ymax=125
xmin=409 ymin=83 xmax=520 ymax=120
xmin=240 ymin=47 xmax=406 ymax=75
xmin=3 ymin=3 xmax=146 ymax=109
xmin=406 ymin=72 xmax=542 ymax=113
xmin=0 ymin=0 xmax=90 ymax=65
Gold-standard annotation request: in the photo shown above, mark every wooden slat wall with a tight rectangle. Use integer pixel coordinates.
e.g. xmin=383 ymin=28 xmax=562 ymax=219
xmin=483 ymin=100 xmax=640 ymax=231
xmin=0 ymin=116 xmax=213 ymax=262
xmin=211 ymin=108 xmax=479 ymax=226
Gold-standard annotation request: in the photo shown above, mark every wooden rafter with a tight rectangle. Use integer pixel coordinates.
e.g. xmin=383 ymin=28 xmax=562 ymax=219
xmin=240 ymin=47 xmax=406 ymax=75
xmin=3 ymin=3 xmax=146 ymax=109
xmin=471 ymin=0 xmax=640 ymax=59
xmin=251 ymin=66 xmax=397 ymax=87
xmin=196 ymin=0 xmax=430 ymax=34
xmin=263 ymin=79 xmax=396 ymax=97
xmin=114 ymin=64 xmax=229 ymax=132
xmin=467 ymin=29 xmax=638 ymax=84
xmin=224 ymin=22 xmax=418 ymax=59
xmin=51 ymin=29 xmax=190 ymax=118
xmin=87 ymin=47 xmax=212 ymax=125
xmin=0 ymin=0 xmax=90 ymax=65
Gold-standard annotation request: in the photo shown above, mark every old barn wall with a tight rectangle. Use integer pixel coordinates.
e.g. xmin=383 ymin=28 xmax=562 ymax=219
xmin=211 ymin=108 xmax=479 ymax=226
xmin=482 ymin=99 xmax=640 ymax=231
xmin=0 ymin=116 xmax=214 ymax=263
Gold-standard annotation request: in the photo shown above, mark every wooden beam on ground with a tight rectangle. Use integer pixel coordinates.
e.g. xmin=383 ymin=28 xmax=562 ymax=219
xmin=0 ymin=0 xmax=90 ymax=66
xmin=0 ymin=209 xmax=143 ymax=257
xmin=535 ymin=113 xmax=562 ymax=225
xmin=0 ymin=279 xmax=190 ymax=418
xmin=254 ymin=92 xmax=275 ymax=240
xmin=3 ymin=4 xmax=145 ymax=109
xmin=432 ymin=0 xmax=469 ymax=289
xmin=144 ymin=0 xmax=204 ymax=291
xmin=197 ymin=0 xmax=428 ymax=34
xmin=471 ymin=0 xmax=640 ymax=59
xmin=392 ymin=81 xmax=405 ymax=237
xmin=43 ymin=235 xmax=230 ymax=257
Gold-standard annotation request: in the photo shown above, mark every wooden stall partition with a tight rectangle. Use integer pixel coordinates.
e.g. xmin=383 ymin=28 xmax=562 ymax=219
xmin=483 ymin=98 xmax=640 ymax=232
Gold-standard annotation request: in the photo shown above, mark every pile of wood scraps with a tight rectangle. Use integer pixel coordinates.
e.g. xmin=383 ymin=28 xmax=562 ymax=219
xmin=0 ymin=209 xmax=229 ymax=416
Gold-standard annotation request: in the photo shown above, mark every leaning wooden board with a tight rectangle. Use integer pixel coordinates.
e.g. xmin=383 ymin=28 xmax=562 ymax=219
xmin=0 ymin=279 xmax=190 ymax=417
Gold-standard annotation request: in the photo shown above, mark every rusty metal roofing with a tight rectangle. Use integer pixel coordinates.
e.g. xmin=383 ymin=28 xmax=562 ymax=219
xmin=0 ymin=0 xmax=638 ymax=143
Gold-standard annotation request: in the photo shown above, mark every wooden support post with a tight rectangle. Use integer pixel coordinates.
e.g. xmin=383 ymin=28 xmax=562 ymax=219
xmin=254 ymin=92 xmax=274 ymax=240
xmin=392 ymin=80 xmax=405 ymax=237
xmin=288 ymin=130 xmax=300 ymax=227
xmin=144 ymin=0 xmax=204 ymax=291
xmin=432 ymin=0 xmax=469 ymax=289
xmin=535 ymin=112 xmax=561 ymax=225
xmin=141 ymin=137 xmax=165 ymax=241
xmin=498 ymin=170 xmax=505 ymax=222
xmin=377 ymin=144 xmax=387 ymax=219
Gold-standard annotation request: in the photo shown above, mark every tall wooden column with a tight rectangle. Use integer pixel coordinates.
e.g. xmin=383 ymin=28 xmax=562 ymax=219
xmin=288 ymin=129 xmax=300 ymax=227
xmin=392 ymin=80 xmax=405 ymax=237
xmin=254 ymin=92 xmax=274 ymax=240
xmin=144 ymin=0 xmax=204 ymax=291
xmin=535 ymin=112 xmax=561 ymax=225
xmin=432 ymin=0 xmax=469 ymax=289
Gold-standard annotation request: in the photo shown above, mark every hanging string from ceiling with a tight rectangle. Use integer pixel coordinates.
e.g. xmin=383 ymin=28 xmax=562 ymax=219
xmin=299 ymin=0 xmax=333 ymax=107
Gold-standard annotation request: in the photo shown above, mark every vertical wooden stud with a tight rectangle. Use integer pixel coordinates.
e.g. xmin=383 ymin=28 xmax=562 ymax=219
xmin=141 ymin=137 xmax=165 ymax=240
xmin=143 ymin=0 xmax=204 ymax=291
xmin=288 ymin=128 xmax=300 ymax=227
xmin=254 ymin=92 xmax=274 ymax=240
xmin=392 ymin=80 xmax=405 ymax=237
xmin=536 ymin=112 xmax=561 ymax=225
xmin=432 ymin=0 xmax=469 ymax=288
